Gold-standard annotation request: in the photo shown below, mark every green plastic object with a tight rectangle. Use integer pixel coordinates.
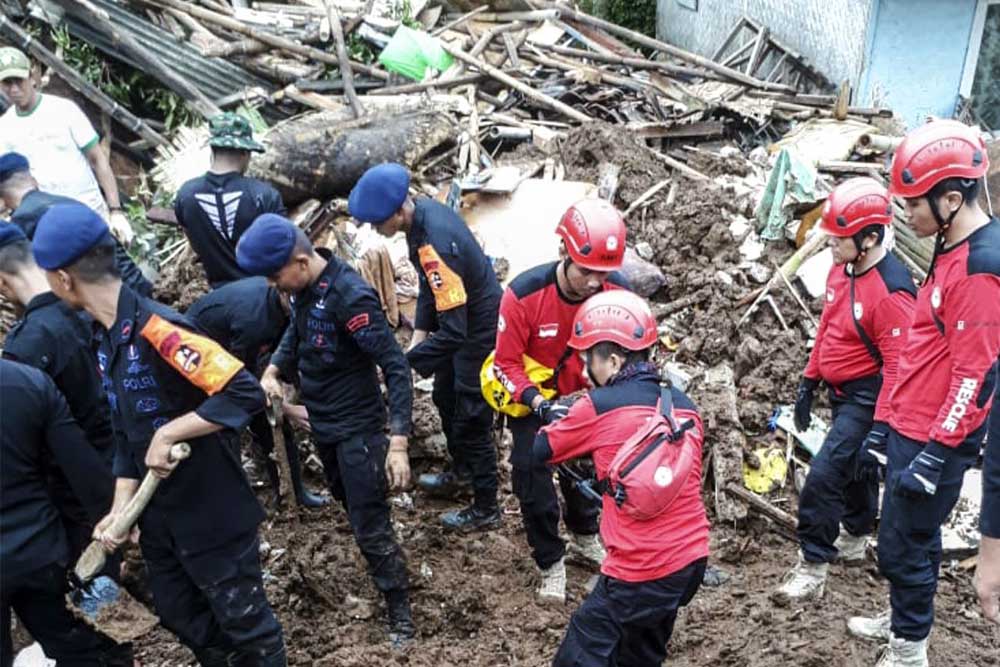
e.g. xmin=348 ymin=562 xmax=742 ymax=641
xmin=378 ymin=25 xmax=453 ymax=81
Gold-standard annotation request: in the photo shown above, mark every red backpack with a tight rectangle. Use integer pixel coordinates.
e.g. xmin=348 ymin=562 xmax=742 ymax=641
xmin=600 ymin=387 xmax=699 ymax=521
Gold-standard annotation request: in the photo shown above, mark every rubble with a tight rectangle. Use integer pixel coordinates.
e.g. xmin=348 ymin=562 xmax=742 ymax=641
xmin=4 ymin=2 xmax=999 ymax=665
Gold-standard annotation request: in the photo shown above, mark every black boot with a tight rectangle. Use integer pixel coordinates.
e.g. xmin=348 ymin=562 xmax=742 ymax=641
xmin=440 ymin=504 xmax=501 ymax=532
xmin=194 ymin=645 xmax=235 ymax=667
xmin=285 ymin=434 xmax=329 ymax=508
xmin=385 ymin=589 xmax=416 ymax=649
xmin=416 ymin=470 xmax=473 ymax=499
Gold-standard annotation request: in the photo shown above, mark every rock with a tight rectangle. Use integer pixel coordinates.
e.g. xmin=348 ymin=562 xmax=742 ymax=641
xmin=345 ymin=594 xmax=374 ymax=620
xmin=635 ymin=241 xmax=655 ymax=260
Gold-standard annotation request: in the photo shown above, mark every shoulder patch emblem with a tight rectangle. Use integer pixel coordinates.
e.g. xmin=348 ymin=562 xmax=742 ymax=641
xmin=140 ymin=314 xmax=244 ymax=395
xmin=418 ymin=244 xmax=467 ymax=312
xmin=346 ymin=312 xmax=371 ymax=332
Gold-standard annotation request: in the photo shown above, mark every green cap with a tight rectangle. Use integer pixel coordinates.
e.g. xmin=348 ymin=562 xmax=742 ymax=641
xmin=0 ymin=47 xmax=30 ymax=81
xmin=208 ymin=112 xmax=265 ymax=153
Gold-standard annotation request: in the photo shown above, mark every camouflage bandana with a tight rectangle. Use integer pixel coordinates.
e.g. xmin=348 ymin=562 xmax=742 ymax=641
xmin=208 ymin=112 xmax=265 ymax=153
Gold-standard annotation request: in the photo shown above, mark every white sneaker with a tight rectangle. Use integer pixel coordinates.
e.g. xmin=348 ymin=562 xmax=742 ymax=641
xmin=567 ymin=533 xmax=606 ymax=569
xmin=537 ymin=558 xmax=566 ymax=605
xmin=774 ymin=554 xmax=828 ymax=601
xmin=834 ymin=528 xmax=868 ymax=563
xmin=848 ymin=609 xmax=891 ymax=642
xmin=875 ymin=632 xmax=928 ymax=667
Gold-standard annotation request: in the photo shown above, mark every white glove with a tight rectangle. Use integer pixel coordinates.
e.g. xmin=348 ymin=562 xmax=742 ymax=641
xmin=108 ymin=209 xmax=135 ymax=246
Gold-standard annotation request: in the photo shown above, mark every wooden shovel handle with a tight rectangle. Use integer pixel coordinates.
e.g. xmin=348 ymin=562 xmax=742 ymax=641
xmin=74 ymin=442 xmax=191 ymax=583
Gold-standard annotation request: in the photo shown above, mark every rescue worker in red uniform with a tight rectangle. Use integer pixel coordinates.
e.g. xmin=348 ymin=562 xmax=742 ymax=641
xmin=776 ymin=178 xmax=916 ymax=601
xmin=847 ymin=120 xmax=1000 ymax=667
xmin=492 ymin=199 xmax=629 ymax=603
xmin=534 ymin=290 xmax=709 ymax=667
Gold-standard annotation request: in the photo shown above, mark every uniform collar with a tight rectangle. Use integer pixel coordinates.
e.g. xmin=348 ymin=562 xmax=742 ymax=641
xmin=106 ymin=285 xmax=143 ymax=348
xmin=22 ymin=290 xmax=61 ymax=315
xmin=310 ymin=248 xmax=341 ymax=298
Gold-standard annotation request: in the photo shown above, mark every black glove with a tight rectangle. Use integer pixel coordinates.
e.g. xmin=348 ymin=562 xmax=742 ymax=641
xmin=895 ymin=441 xmax=950 ymax=498
xmin=855 ymin=422 xmax=889 ymax=482
xmin=793 ymin=378 xmax=819 ymax=432
xmin=535 ymin=399 xmax=569 ymax=425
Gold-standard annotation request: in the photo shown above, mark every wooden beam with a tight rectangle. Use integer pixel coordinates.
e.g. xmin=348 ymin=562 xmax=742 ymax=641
xmin=322 ymin=0 xmax=363 ymax=118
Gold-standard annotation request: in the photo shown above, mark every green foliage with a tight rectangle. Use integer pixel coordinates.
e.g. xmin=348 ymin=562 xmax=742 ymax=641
xmin=49 ymin=24 xmax=198 ymax=132
xmin=579 ymin=0 xmax=657 ymax=39
xmin=347 ymin=33 xmax=377 ymax=64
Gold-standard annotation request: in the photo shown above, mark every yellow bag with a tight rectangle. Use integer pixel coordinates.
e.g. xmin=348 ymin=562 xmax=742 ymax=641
xmin=480 ymin=351 xmax=557 ymax=417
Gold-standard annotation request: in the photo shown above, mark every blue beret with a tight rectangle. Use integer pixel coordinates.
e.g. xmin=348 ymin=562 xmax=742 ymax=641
xmin=348 ymin=162 xmax=410 ymax=224
xmin=0 ymin=220 xmax=27 ymax=249
xmin=32 ymin=203 xmax=113 ymax=270
xmin=0 ymin=151 xmax=29 ymax=183
xmin=236 ymin=213 xmax=298 ymax=276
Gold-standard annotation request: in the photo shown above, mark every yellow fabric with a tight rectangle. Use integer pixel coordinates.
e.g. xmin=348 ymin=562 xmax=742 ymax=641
xmin=418 ymin=244 xmax=467 ymax=311
xmin=480 ymin=351 xmax=557 ymax=417
xmin=741 ymin=446 xmax=788 ymax=494
xmin=141 ymin=314 xmax=244 ymax=396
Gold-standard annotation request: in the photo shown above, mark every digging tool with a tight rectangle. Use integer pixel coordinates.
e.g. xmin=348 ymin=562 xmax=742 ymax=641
xmin=75 ymin=442 xmax=191 ymax=583
xmin=69 ymin=442 xmax=190 ymax=643
xmin=266 ymin=396 xmax=298 ymax=518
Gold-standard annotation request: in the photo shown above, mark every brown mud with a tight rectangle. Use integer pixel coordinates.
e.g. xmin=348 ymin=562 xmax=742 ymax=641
xmin=129 ymin=122 xmax=999 ymax=665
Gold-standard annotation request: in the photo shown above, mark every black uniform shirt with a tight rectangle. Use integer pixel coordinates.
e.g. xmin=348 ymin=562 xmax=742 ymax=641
xmin=96 ymin=286 xmax=265 ymax=551
xmin=11 ymin=189 xmax=153 ymax=296
xmin=271 ymin=249 xmax=412 ymax=442
xmin=405 ymin=197 xmax=502 ymax=389
xmin=186 ymin=277 xmax=288 ymax=372
xmin=3 ymin=291 xmax=115 ymax=460
xmin=175 ymin=171 xmax=286 ymax=287
xmin=0 ymin=360 xmax=112 ymax=580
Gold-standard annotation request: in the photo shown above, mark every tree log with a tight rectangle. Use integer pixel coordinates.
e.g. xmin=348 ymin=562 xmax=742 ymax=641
xmin=248 ymin=110 xmax=455 ymax=206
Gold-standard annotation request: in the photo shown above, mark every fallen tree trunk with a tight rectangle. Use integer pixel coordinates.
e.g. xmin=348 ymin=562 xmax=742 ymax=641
xmin=248 ymin=110 xmax=455 ymax=206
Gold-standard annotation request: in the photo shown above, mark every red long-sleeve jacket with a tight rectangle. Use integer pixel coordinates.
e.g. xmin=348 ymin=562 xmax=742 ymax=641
xmin=494 ymin=262 xmax=628 ymax=407
xmin=889 ymin=219 xmax=1000 ymax=447
xmin=535 ymin=378 xmax=710 ymax=582
xmin=804 ymin=252 xmax=916 ymax=421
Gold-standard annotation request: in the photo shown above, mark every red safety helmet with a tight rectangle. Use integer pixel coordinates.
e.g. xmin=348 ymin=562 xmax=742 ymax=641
xmin=819 ymin=177 xmax=892 ymax=237
xmin=555 ymin=199 xmax=626 ymax=271
xmin=569 ymin=290 xmax=658 ymax=351
xmin=890 ymin=120 xmax=988 ymax=198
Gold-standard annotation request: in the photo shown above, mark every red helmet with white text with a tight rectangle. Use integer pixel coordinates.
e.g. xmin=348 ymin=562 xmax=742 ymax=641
xmin=820 ymin=177 xmax=892 ymax=237
xmin=555 ymin=199 xmax=626 ymax=271
xmin=890 ymin=120 xmax=988 ymax=198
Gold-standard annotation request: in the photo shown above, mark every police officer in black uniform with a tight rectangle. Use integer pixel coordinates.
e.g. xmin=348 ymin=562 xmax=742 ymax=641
xmin=237 ymin=213 xmax=416 ymax=647
xmin=0 ymin=151 xmax=152 ymax=296
xmin=186 ymin=276 xmax=328 ymax=507
xmin=32 ymin=202 xmax=286 ymax=666
xmin=0 ymin=222 xmax=114 ymax=560
xmin=349 ymin=163 xmax=502 ymax=533
xmin=174 ymin=113 xmax=285 ymax=287
xmin=1 ymin=359 xmax=133 ymax=667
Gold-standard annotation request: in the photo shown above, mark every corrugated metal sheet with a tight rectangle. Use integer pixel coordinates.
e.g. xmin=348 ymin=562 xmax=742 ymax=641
xmin=55 ymin=0 xmax=272 ymax=104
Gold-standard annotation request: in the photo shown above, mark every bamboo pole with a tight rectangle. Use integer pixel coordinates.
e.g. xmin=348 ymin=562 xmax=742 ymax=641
xmin=0 ymin=14 xmax=166 ymax=146
xmin=441 ymin=43 xmax=592 ymax=123
xmin=54 ymin=0 xmax=220 ymax=119
xmin=134 ymin=0 xmax=389 ymax=81
xmin=541 ymin=2 xmax=794 ymax=92
xmin=323 ymin=0 xmax=363 ymax=118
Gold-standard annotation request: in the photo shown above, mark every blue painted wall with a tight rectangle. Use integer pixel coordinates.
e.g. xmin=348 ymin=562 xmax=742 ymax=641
xmin=858 ymin=0 xmax=978 ymax=128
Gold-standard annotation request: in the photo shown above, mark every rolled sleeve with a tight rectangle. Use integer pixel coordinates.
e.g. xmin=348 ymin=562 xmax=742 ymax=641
xmin=194 ymin=368 xmax=265 ymax=431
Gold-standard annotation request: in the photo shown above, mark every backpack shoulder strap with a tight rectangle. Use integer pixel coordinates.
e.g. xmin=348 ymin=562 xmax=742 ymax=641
xmin=658 ymin=385 xmax=679 ymax=431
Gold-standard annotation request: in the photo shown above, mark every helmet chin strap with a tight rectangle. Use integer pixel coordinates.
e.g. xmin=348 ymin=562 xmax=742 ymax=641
xmin=927 ymin=194 xmax=963 ymax=246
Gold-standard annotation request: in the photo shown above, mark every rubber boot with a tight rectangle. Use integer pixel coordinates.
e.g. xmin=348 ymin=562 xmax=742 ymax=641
xmin=285 ymin=435 xmax=328 ymax=508
xmin=440 ymin=504 xmax=501 ymax=532
xmin=385 ymin=589 xmax=416 ymax=650
xmin=235 ymin=642 xmax=288 ymax=667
